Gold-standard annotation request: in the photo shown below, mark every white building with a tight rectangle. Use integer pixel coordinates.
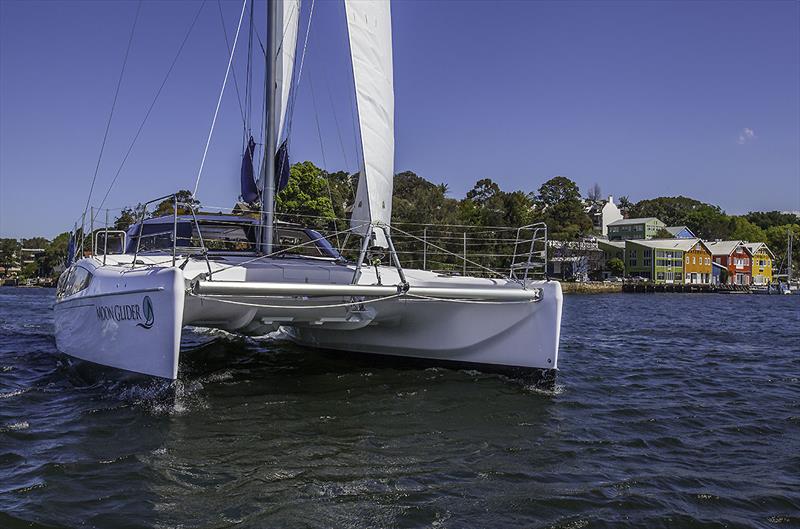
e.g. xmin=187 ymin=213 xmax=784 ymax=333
xmin=585 ymin=195 xmax=623 ymax=237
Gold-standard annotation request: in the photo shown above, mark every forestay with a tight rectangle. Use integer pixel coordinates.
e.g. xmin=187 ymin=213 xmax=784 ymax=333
xmin=345 ymin=0 xmax=395 ymax=247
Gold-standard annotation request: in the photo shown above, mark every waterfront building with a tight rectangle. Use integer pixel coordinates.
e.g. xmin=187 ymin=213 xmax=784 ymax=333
xmin=607 ymin=217 xmax=666 ymax=241
xmin=597 ymin=239 xmax=625 ymax=261
xmin=711 ymin=261 xmax=727 ymax=285
xmin=665 ymin=226 xmax=696 ymax=239
xmin=744 ymin=242 xmax=774 ymax=285
xmin=706 ymin=240 xmax=753 ymax=285
xmin=585 ymin=196 xmax=623 ymax=237
xmin=624 ymin=238 xmax=694 ymax=284
xmin=682 ymin=239 xmax=713 ymax=284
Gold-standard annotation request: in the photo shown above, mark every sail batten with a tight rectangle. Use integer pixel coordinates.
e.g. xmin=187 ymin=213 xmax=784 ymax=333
xmin=345 ymin=0 xmax=394 ymax=247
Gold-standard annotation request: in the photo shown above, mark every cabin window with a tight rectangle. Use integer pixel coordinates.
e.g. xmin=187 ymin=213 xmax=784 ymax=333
xmin=686 ymin=256 xmax=690 ymax=264
xmin=192 ymin=223 xmax=255 ymax=251
xmin=57 ymin=265 xmax=92 ymax=300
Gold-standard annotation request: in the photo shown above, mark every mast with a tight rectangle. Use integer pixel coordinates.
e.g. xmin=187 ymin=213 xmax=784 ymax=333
xmin=788 ymin=228 xmax=793 ymax=283
xmin=260 ymin=0 xmax=279 ymax=254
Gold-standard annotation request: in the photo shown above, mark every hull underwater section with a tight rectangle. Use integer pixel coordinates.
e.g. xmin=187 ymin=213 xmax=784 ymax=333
xmin=53 ymin=260 xmax=185 ymax=379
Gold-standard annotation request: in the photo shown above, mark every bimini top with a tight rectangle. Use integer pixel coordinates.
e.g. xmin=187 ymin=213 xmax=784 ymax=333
xmin=126 ymin=214 xmax=340 ymax=259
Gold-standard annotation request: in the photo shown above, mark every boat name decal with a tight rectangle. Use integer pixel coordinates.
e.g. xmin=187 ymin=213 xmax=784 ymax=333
xmin=95 ymin=296 xmax=154 ymax=329
xmin=137 ymin=296 xmax=155 ymax=329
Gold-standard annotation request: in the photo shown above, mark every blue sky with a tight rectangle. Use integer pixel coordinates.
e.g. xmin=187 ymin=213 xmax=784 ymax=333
xmin=1 ymin=0 xmax=798 ymax=238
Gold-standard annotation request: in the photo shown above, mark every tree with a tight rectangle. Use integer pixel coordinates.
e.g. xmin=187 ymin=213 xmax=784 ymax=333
xmin=0 ymin=239 xmax=21 ymax=271
xmin=587 ymin=183 xmax=602 ymax=202
xmin=535 ymin=176 xmax=593 ymax=240
xmin=151 ymin=190 xmax=199 ymax=218
xmin=465 ymin=178 xmax=501 ymax=205
xmin=618 ymin=196 xmax=632 ymax=217
xmin=744 ymin=211 xmax=799 ymax=231
xmin=729 ymin=217 xmax=767 ymax=243
xmin=607 ymin=257 xmax=624 ymax=276
xmin=654 ymin=228 xmax=673 ymax=239
xmin=765 ymin=224 xmax=800 ymax=275
xmin=276 ymin=161 xmax=336 ymax=228
xmin=42 ymin=232 xmax=70 ymax=276
xmin=114 ymin=207 xmax=138 ymax=231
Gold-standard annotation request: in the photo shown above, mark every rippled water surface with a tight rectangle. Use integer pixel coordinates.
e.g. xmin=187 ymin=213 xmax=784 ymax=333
xmin=1 ymin=287 xmax=798 ymax=528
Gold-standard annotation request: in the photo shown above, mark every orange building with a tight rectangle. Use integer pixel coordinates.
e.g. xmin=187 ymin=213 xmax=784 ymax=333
xmin=682 ymin=240 xmax=713 ymax=284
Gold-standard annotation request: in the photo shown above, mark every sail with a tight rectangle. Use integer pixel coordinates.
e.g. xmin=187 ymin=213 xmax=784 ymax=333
xmin=240 ymin=136 xmax=259 ymax=203
xmin=345 ymin=0 xmax=394 ymax=247
xmin=272 ymin=0 xmax=300 ymax=149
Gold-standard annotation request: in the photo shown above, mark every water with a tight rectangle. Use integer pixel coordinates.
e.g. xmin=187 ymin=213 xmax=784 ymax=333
xmin=1 ymin=287 xmax=798 ymax=528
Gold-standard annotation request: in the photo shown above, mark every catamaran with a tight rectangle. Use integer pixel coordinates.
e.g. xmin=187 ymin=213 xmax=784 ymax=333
xmin=53 ymin=0 xmax=563 ymax=383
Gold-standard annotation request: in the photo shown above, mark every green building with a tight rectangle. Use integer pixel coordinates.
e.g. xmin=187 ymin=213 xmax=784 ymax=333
xmin=607 ymin=217 xmax=666 ymax=241
xmin=624 ymin=239 xmax=692 ymax=283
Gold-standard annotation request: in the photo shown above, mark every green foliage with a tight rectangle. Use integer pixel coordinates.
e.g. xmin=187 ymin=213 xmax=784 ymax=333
xmin=19 ymin=262 xmax=38 ymax=280
xmin=535 ymin=176 xmax=592 ymax=240
xmin=113 ymin=207 xmax=140 ymax=231
xmin=22 ymin=237 xmax=49 ymax=249
xmin=606 ymin=257 xmax=625 ymax=276
xmin=744 ymin=211 xmax=799 ymax=230
xmin=0 ymin=239 xmax=21 ymax=270
xmin=728 ymin=217 xmax=766 ymax=243
xmin=42 ymin=232 xmax=70 ymax=275
xmin=765 ymin=224 xmax=800 ymax=275
xmin=654 ymin=228 xmax=673 ymax=238
xmin=276 ymin=161 xmax=336 ymax=228
xmin=627 ymin=195 xmax=781 ymax=243
xmin=629 ymin=196 xmax=716 ymax=225
xmin=618 ymin=196 xmax=632 ymax=217
xmin=151 ymin=190 xmax=199 ymax=218
xmin=393 ymin=171 xmax=459 ymax=226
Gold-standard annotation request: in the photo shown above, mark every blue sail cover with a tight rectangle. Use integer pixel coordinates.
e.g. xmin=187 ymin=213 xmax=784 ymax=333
xmin=275 ymin=140 xmax=290 ymax=192
xmin=240 ymin=136 xmax=259 ymax=204
xmin=66 ymin=233 xmax=76 ymax=267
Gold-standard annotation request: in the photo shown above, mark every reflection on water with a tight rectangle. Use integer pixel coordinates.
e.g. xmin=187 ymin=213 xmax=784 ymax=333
xmin=1 ymin=287 xmax=798 ymax=527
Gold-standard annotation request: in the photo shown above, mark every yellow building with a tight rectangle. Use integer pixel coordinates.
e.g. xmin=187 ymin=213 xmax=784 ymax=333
xmin=745 ymin=243 xmax=774 ymax=285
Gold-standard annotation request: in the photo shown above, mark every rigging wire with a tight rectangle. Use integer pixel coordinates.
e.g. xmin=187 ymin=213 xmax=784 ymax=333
xmin=244 ymin=0 xmax=255 ymax=148
xmin=93 ymin=0 xmax=207 ymax=222
xmin=192 ymin=0 xmax=248 ymax=198
xmin=216 ymin=0 xmax=246 ymax=131
xmin=82 ymin=0 xmax=142 ymax=226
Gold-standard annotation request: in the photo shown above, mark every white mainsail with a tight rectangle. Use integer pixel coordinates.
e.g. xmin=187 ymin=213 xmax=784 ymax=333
xmin=345 ymin=0 xmax=394 ymax=247
xmin=272 ymin=0 xmax=300 ymax=148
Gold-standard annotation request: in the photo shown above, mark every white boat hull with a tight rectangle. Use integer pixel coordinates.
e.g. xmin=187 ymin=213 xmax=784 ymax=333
xmin=54 ymin=255 xmax=562 ymax=381
xmin=286 ymin=280 xmax=561 ymax=372
xmin=54 ymin=265 xmax=185 ymax=379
